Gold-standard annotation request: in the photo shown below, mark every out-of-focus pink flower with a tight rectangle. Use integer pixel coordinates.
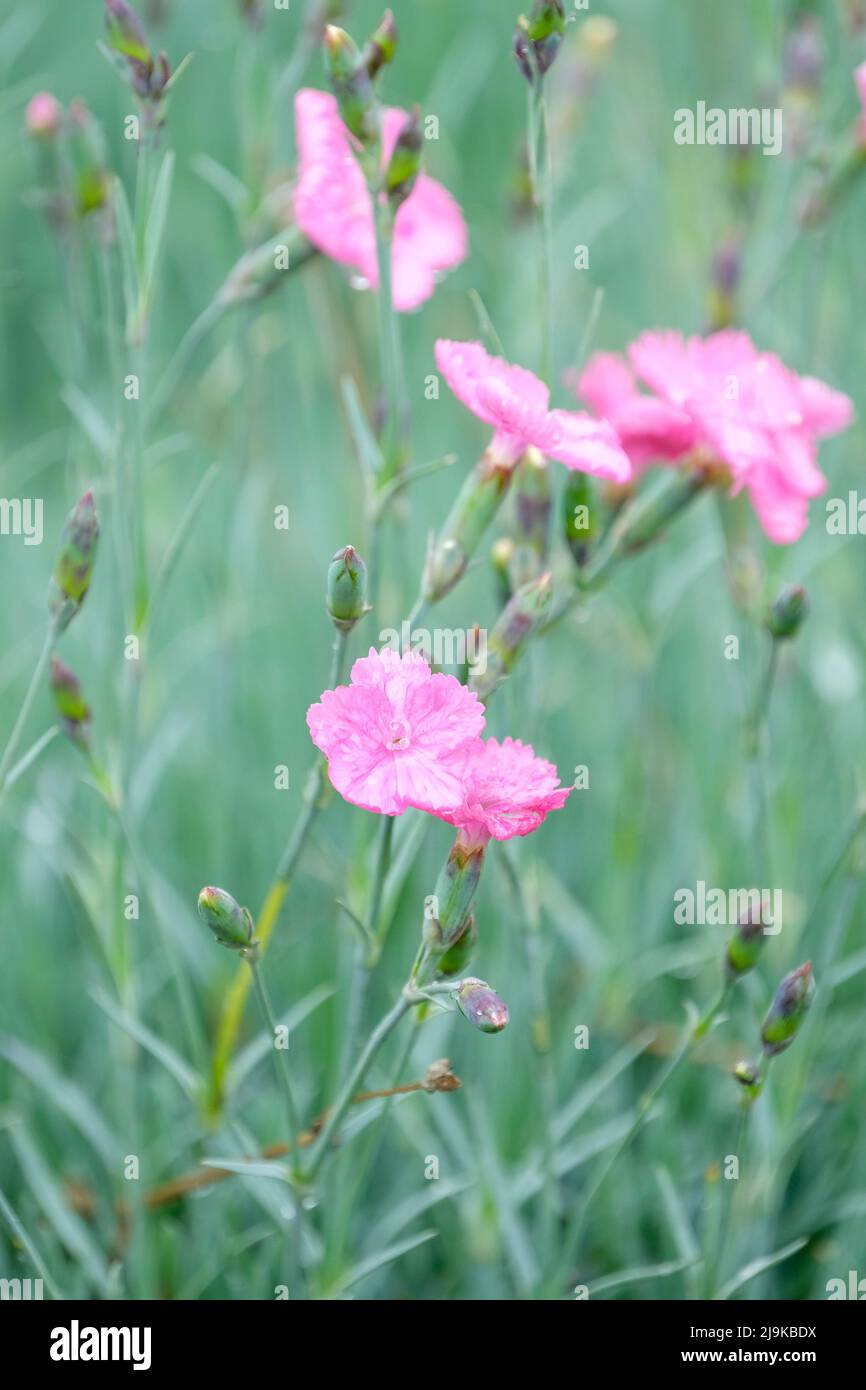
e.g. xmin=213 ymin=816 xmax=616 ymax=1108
xmin=855 ymin=61 xmax=866 ymax=144
xmin=569 ymin=353 xmax=696 ymax=466
xmin=433 ymin=736 xmax=570 ymax=849
xmin=307 ymin=647 xmax=485 ymax=816
xmin=435 ymin=339 xmax=632 ymax=481
xmin=574 ymin=330 xmax=853 ymax=543
xmin=26 ymin=92 xmax=62 ymax=138
xmin=293 ymin=90 xmax=467 ymax=312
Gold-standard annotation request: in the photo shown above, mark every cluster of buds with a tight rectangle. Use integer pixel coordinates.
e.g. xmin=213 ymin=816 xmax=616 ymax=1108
xmin=326 ymin=545 xmax=369 ymax=633
xmin=50 ymin=658 xmax=92 ymax=751
xmin=514 ymin=1 xmax=567 ymax=84
xmin=197 ymin=886 xmax=257 ymax=956
xmin=48 ymin=491 xmax=100 ymax=634
xmin=104 ymin=0 xmax=172 ymax=120
xmin=766 ymin=584 xmax=809 ymax=641
xmin=468 ymin=571 xmax=552 ymax=700
xmin=734 ymin=963 xmax=815 ymax=1105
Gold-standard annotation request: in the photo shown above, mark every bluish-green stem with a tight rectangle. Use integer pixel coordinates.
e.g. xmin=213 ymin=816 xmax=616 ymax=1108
xmin=706 ymin=1102 xmax=749 ymax=1299
xmin=373 ymin=196 xmax=409 ymax=484
xmin=526 ymin=65 xmax=553 ymax=384
xmin=337 ymin=812 xmax=396 ymax=1088
xmin=0 ymin=617 xmax=61 ymax=806
xmin=745 ymin=634 xmax=779 ymax=886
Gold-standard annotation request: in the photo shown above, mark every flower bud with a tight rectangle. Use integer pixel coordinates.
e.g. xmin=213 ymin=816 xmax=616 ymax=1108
xmin=26 ymin=92 xmax=62 ymax=139
xmin=468 ymin=571 xmax=552 ymax=701
xmin=455 ymin=977 xmax=509 ymax=1033
xmin=761 ymin=962 xmax=815 ymax=1056
xmin=50 ymin=657 xmax=92 ymax=750
xmin=510 ymin=447 xmax=550 ymax=586
xmin=197 ymin=886 xmax=255 ymax=951
xmin=725 ymin=897 xmax=769 ymax=979
xmin=513 ymin=3 xmax=566 ymax=84
xmin=426 ymin=840 xmax=485 ymax=960
xmin=326 ymin=545 xmax=369 ymax=632
xmin=105 ymin=0 xmax=151 ymax=64
xmin=324 ymin=25 xmax=377 ymax=147
xmin=49 ymin=490 xmax=100 ymax=632
xmin=423 ymin=448 xmax=516 ymax=603
xmin=766 ymin=584 xmax=808 ymax=640
xmin=436 ymin=913 xmax=477 ymax=977
xmin=385 ymin=107 xmax=423 ymax=209
xmin=361 ymin=10 xmax=398 ymax=82
xmin=733 ymin=1059 xmax=763 ymax=1102
xmin=490 ymin=536 xmax=515 ymax=608
xmin=562 ymin=470 xmax=597 ymax=567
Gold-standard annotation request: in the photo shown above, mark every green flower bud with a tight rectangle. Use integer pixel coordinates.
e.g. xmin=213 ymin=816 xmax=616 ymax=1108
xmin=563 ymin=471 xmax=597 ymax=567
xmin=326 ymin=545 xmax=369 ymax=632
xmin=436 ymin=913 xmax=477 ymax=977
xmin=324 ymin=25 xmax=377 ymax=147
xmin=510 ymin=447 xmax=550 ymax=587
xmin=361 ymin=10 xmax=398 ymax=81
xmin=49 ymin=490 xmax=100 ymax=633
xmin=50 ymin=657 xmax=92 ymax=750
xmin=468 ymin=571 xmax=552 ymax=701
xmin=105 ymin=0 xmax=151 ymax=65
xmin=766 ymin=584 xmax=808 ymax=640
xmin=423 ymin=447 xmax=517 ymax=603
xmin=725 ymin=898 xmax=769 ymax=979
xmin=385 ymin=106 xmax=422 ymax=209
xmin=513 ymin=2 xmax=566 ymax=84
xmin=197 ymin=886 xmax=255 ymax=951
xmin=761 ymin=962 xmax=815 ymax=1056
xmin=733 ymin=1059 xmax=764 ymax=1103
xmin=490 ymin=536 xmax=516 ymax=608
xmin=456 ymin=977 xmax=509 ymax=1034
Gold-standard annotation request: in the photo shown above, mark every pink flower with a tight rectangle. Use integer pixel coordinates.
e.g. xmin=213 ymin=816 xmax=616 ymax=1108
xmin=26 ymin=92 xmax=61 ymax=138
xmin=306 ymin=647 xmax=485 ymax=816
xmin=293 ymin=90 xmax=468 ymax=312
xmin=433 ymin=736 xmax=570 ymax=849
xmin=569 ymin=352 xmax=696 ymax=467
xmin=435 ymin=339 xmax=632 ymax=481
xmin=855 ymin=62 xmax=866 ymax=145
xmin=574 ymin=330 xmax=853 ymax=544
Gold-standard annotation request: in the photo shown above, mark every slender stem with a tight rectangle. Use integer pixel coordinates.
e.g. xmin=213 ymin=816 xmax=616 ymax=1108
xmin=707 ymin=1105 xmax=748 ymax=1298
xmin=0 ymin=726 xmax=59 ymax=793
xmin=246 ymin=955 xmax=303 ymax=1154
xmin=207 ymin=628 xmax=351 ymax=1116
xmin=372 ymin=197 xmax=408 ymax=482
xmin=0 ymin=620 xmax=58 ymax=802
xmin=527 ymin=70 xmax=553 ymax=384
xmin=301 ymin=992 xmax=411 ymax=1184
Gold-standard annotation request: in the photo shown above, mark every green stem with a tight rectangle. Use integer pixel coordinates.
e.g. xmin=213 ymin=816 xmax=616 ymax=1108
xmin=527 ymin=71 xmax=553 ymax=384
xmin=301 ymin=991 xmax=411 ymax=1184
xmin=0 ymin=726 xmax=60 ymax=794
xmin=373 ymin=197 xmax=408 ymax=482
xmin=0 ymin=620 xmax=58 ymax=802
xmin=247 ymin=954 xmax=303 ymax=1152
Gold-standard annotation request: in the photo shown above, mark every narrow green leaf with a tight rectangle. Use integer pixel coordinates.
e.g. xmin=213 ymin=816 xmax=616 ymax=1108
xmin=717 ymin=1237 xmax=809 ymax=1301
xmin=91 ymin=988 xmax=200 ymax=1100
xmin=334 ymin=1229 xmax=437 ymax=1295
xmin=0 ymin=1037 xmax=122 ymax=1168
xmin=8 ymin=1125 xmax=109 ymax=1292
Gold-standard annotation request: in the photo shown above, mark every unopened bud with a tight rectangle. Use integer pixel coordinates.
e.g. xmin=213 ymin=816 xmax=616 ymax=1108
xmin=105 ymin=0 xmax=151 ymax=64
xmin=197 ymin=886 xmax=255 ymax=951
xmin=436 ymin=913 xmax=477 ymax=977
xmin=456 ymin=977 xmax=509 ymax=1034
xmin=490 ymin=536 xmax=515 ymax=607
xmin=361 ymin=10 xmax=398 ymax=81
xmin=326 ymin=545 xmax=368 ymax=632
xmin=510 ymin=447 xmax=550 ymax=586
xmin=423 ymin=448 xmax=516 ymax=603
xmin=385 ymin=107 xmax=423 ymax=208
xmin=50 ymin=657 xmax=91 ymax=750
xmin=468 ymin=571 xmax=552 ymax=701
xmin=49 ymin=490 xmax=100 ymax=632
xmin=725 ymin=898 xmax=769 ymax=979
xmin=562 ymin=470 xmax=597 ymax=566
xmin=767 ymin=584 xmax=808 ymax=640
xmin=26 ymin=92 xmax=62 ymax=139
xmin=324 ymin=25 xmax=377 ymax=146
xmin=733 ymin=1059 xmax=764 ymax=1102
xmin=514 ymin=2 xmax=567 ymax=84
xmin=761 ymin=962 xmax=815 ymax=1056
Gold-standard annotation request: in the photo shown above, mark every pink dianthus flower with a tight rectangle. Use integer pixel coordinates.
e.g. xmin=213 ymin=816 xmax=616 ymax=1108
xmin=433 ymin=736 xmax=570 ymax=850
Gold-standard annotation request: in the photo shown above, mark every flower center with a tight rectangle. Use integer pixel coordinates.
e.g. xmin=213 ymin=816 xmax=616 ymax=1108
xmin=385 ymin=717 xmax=411 ymax=752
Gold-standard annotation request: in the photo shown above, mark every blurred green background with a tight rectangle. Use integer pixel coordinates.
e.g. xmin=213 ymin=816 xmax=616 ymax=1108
xmin=1 ymin=0 xmax=865 ymax=1300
